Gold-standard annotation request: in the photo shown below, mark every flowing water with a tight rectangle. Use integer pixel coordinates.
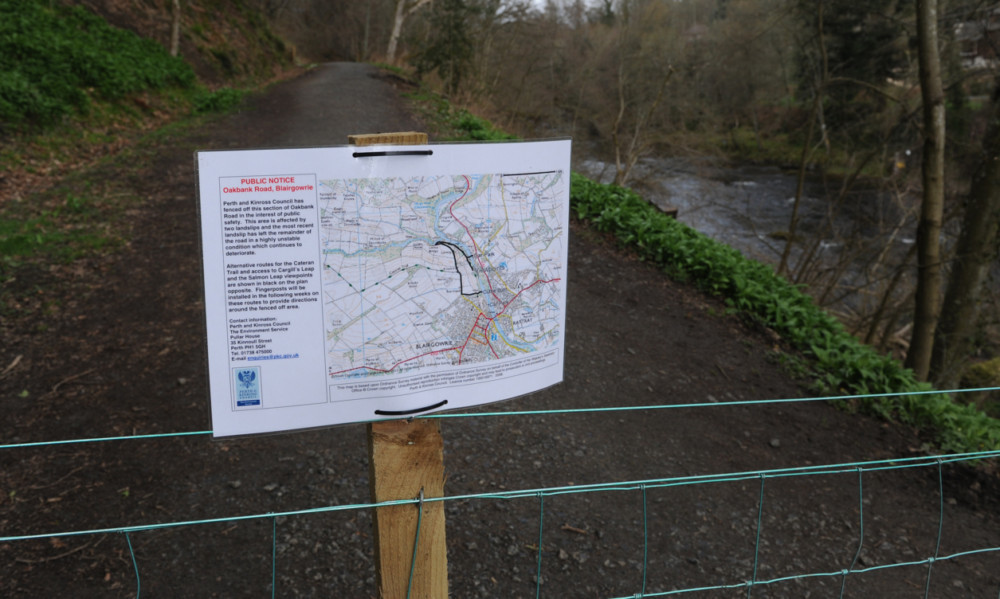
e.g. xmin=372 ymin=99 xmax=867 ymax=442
xmin=580 ymin=157 xmax=917 ymax=266
xmin=576 ymin=156 xmax=924 ymax=320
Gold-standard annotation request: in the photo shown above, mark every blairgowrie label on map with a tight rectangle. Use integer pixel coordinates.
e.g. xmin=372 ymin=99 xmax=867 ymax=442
xmin=196 ymin=140 xmax=570 ymax=437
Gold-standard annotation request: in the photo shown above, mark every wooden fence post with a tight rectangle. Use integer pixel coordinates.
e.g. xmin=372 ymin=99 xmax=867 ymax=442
xmin=350 ymin=131 xmax=449 ymax=598
xmin=367 ymin=418 xmax=448 ymax=598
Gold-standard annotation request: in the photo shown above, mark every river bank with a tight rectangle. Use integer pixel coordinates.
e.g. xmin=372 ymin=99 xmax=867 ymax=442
xmin=578 ymin=154 xmax=960 ymax=351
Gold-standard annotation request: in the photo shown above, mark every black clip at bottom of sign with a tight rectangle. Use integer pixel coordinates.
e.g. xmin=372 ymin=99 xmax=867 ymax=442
xmin=374 ymin=399 xmax=448 ymax=417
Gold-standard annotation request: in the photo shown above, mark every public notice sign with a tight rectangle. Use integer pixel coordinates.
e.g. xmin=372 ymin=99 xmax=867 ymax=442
xmin=196 ymin=140 xmax=571 ymax=437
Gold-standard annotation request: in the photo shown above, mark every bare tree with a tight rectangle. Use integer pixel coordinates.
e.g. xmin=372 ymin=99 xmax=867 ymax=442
xmin=170 ymin=0 xmax=181 ymax=57
xmin=387 ymin=0 xmax=433 ymax=64
xmin=778 ymin=0 xmax=827 ymax=277
xmin=586 ymin=0 xmax=677 ymax=186
xmin=930 ymin=83 xmax=1000 ymax=388
xmin=611 ymin=52 xmax=672 ymax=186
xmin=907 ymin=0 xmax=946 ymax=381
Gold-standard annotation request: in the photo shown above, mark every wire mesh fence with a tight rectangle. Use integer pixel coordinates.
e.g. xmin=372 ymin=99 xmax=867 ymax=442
xmin=3 ymin=389 xmax=1000 ymax=598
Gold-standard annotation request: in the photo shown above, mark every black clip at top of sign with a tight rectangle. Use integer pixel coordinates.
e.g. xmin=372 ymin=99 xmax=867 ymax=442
xmin=352 ymin=149 xmax=434 ymax=158
xmin=374 ymin=399 xmax=448 ymax=417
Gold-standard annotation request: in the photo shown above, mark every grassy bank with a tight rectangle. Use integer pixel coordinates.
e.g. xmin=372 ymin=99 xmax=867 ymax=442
xmin=0 ymin=2 xmax=267 ymax=291
xmin=0 ymin=1 xmax=195 ymax=127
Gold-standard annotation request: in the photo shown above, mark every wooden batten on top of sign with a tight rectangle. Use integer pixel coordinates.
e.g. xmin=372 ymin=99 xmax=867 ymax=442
xmin=351 ymin=131 xmax=447 ymax=598
xmin=348 ymin=131 xmax=428 ymax=147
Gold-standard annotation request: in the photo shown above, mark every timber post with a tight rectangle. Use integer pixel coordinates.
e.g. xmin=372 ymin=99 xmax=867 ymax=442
xmin=350 ymin=131 xmax=449 ymax=599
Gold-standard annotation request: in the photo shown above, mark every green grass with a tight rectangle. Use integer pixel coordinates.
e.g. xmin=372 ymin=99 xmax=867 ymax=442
xmin=369 ymin=62 xmax=406 ymax=76
xmin=0 ymin=188 xmax=124 ymax=271
xmin=193 ymin=86 xmax=249 ymax=113
xmin=709 ymin=126 xmax=888 ymax=179
xmin=715 ymin=128 xmax=802 ymax=165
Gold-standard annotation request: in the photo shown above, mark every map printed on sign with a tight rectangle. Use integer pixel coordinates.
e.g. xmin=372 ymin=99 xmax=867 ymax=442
xmin=197 ymin=140 xmax=570 ymax=436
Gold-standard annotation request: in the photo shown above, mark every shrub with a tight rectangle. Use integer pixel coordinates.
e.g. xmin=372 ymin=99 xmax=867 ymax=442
xmin=194 ymin=87 xmax=247 ymax=114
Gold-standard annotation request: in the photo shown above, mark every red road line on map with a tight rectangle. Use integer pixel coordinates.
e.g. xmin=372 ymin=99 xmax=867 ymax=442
xmin=330 ymin=277 xmax=562 ymax=375
xmin=448 ymin=175 xmax=504 ymax=304
xmin=457 ymin=313 xmax=488 ymax=362
xmin=329 ymin=346 xmax=460 ymax=376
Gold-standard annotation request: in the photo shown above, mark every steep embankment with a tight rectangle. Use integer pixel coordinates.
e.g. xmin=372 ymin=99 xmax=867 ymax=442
xmin=1 ymin=0 xmax=296 ymax=293
xmin=72 ymin=0 xmax=291 ymax=85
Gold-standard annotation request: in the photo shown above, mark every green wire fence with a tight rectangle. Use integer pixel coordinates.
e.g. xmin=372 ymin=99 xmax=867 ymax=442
xmin=3 ymin=387 xmax=1000 ymax=597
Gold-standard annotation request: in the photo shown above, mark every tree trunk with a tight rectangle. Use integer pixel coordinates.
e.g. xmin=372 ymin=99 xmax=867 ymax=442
xmin=778 ymin=90 xmax=819 ymax=277
xmin=930 ymin=83 xmax=1000 ymax=388
xmin=906 ymin=0 xmax=946 ymax=381
xmin=170 ymin=0 xmax=181 ymax=57
xmin=387 ymin=0 xmax=432 ymax=64
xmin=386 ymin=0 xmax=407 ymax=64
xmin=778 ymin=0 xmax=824 ymax=277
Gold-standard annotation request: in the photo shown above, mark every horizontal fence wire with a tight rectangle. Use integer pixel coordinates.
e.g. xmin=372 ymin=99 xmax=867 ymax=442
xmin=3 ymin=385 xmax=1000 ymax=597
xmin=3 ymin=385 xmax=996 ymax=451
xmin=11 ymin=447 xmax=995 ymax=543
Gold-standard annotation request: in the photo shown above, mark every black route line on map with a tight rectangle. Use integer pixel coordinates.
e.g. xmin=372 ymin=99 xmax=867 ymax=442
xmin=435 ymin=240 xmax=482 ymax=297
xmin=500 ymin=170 xmax=557 ymax=177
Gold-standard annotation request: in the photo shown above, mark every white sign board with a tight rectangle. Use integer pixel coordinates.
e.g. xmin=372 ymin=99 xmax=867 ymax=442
xmin=196 ymin=140 xmax=570 ymax=437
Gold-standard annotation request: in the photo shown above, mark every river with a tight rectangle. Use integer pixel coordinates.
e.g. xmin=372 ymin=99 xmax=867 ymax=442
xmin=576 ymin=155 xmax=926 ymax=326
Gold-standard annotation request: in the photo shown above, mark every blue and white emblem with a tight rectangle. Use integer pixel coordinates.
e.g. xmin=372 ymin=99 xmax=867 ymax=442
xmin=232 ymin=366 xmax=262 ymax=408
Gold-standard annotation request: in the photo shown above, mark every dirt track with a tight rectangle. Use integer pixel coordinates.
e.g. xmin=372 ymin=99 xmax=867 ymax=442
xmin=2 ymin=62 xmax=1000 ymax=598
